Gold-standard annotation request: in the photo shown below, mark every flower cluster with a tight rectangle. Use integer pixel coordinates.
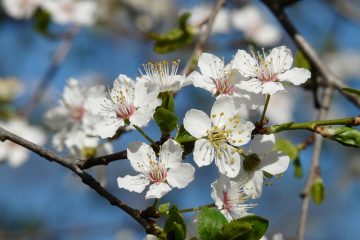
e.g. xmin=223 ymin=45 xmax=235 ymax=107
xmin=44 ymin=46 xmax=310 ymax=221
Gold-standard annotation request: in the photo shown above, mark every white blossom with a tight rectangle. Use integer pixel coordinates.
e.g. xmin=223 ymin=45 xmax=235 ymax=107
xmin=137 ymin=60 xmax=188 ymax=92
xmin=87 ymin=74 xmax=161 ymax=139
xmin=44 ymin=78 xmax=104 ymax=151
xmin=211 ymin=175 xmax=255 ymax=221
xmin=238 ymin=134 xmax=290 ymax=198
xmin=231 ymin=4 xmax=281 ymax=46
xmin=0 ymin=77 xmax=23 ymax=102
xmin=0 ymin=119 xmax=46 ymax=167
xmin=235 ymin=46 xmax=311 ymax=95
xmin=261 ymin=233 xmax=284 ymax=240
xmin=117 ymin=139 xmax=195 ymax=199
xmin=41 ymin=0 xmax=97 ymax=26
xmin=1 ymin=0 xmax=41 ymax=19
xmin=188 ymin=52 xmax=264 ymax=110
xmin=183 ymin=96 xmax=254 ymax=178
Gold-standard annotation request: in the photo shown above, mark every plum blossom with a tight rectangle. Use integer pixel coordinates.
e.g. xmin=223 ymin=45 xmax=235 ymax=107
xmin=44 ymin=78 xmax=104 ymax=151
xmin=261 ymin=233 xmax=284 ymax=240
xmin=1 ymin=0 xmax=41 ymax=19
xmin=117 ymin=139 xmax=195 ymax=199
xmin=238 ymin=134 xmax=290 ymax=198
xmin=188 ymin=52 xmax=264 ymax=110
xmin=41 ymin=0 xmax=97 ymax=26
xmin=137 ymin=60 xmax=188 ymax=92
xmin=231 ymin=4 xmax=281 ymax=46
xmin=235 ymin=46 xmax=311 ymax=95
xmin=87 ymin=74 xmax=161 ymax=139
xmin=0 ymin=119 xmax=46 ymax=167
xmin=183 ymin=96 xmax=254 ymax=178
xmin=211 ymin=175 xmax=255 ymax=221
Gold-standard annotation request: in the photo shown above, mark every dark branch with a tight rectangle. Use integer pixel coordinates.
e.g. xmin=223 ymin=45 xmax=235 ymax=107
xmin=77 ymin=150 xmax=127 ymax=170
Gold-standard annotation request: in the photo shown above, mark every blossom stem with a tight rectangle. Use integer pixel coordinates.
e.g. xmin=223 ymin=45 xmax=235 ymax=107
xmin=259 ymin=95 xmax=271 ymax=125
xmin=179 ymin=203 xmax=216 ymax=213
xmin=133 ymin=125 xmax=159 ymax=147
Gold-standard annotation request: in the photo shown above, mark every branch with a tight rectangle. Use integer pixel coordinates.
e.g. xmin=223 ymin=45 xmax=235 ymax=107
xmin=20 ymin=26 xmax=80 ymax=117
xmin=182 ymin=0 xmax=227 ymax=75
xmin=261 ymin=0 xmax=360 ymax=108
xmin=258 ymin=116 xmax=360 ymax=134
xmin=0 ymin=127 xmax=157 ymax=235
xmin=77 ymin=150 xmax=127 ymax=170
xmin=298 ymin=86 xmax=334 ymax=240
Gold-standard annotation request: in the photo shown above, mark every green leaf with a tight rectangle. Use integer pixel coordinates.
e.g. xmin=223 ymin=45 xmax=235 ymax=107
xmin=160 ymin=92 xmax=175 ymax=112
xmin=293 ymin=157 xmax=303 ymax=179
xmin=154 ymin=107 xmax=178 ymax=134
xmin=273 ymin=139 xmax=299 ymax=160
xmin=218 ymin=215 xmax=269 ymax=240
xmin=33 ymin=8 xmax=52 ymax=36
xmin=175 ymin=124 xmax=196 ymax=144
xmin=159 ymin=202 xmax=171 ymax=215
xmin=149 ymin=13 xmax=193 ymax=54
xmin=164 ymin=206 xmax=186 ymax=240
xmin=321 ymin=126 xmax=360 ymax=147
xmin=342 ymin=87 xmax=360 ymax=97
xmin=311 ymin=177 xmax=325 ymax=205
xmin=294 ymin=51 xmax=311 ymax=70
xmin=198 ymin=207 xmax=227 ymax=240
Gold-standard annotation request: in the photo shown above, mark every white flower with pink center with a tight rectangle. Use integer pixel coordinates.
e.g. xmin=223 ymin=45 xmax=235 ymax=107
xmin=137 ymin=60 xmax=188 ymax=93
xmin=188 ymin=52 xmax=264 ymax=110
xmin=234 ymin=46 xmax=311 ymax=95
xmin=44 ymin=78 xmax=104 ymax=151
xmin=183 ymin=96 xmax=255 ymax=178
xmin=87 ymin=74 xmax=161 ymax=139
xmin=211 ymin=175 xmax=255 ymax=221
xmin=117 ymin=139 xmax=195 ymax=199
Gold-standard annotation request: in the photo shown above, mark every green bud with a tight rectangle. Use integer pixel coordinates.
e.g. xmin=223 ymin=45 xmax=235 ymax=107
xmin=310 ymin=177 xmax=325 ymax=205
xmin=318 ymin=126 xmax=360 ymax=148
xmin=82 ymin=147 xmax=97 ymax=159
xmin=243 ymin=153 xmax=261 ymax=172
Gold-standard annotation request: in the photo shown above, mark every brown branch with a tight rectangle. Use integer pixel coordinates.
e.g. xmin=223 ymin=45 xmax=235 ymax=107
xmin=182 ymin=0 xmax=227 ymax=75
xmin=261 ymin=0 xmax=360 ymax=108
xmin=298 ymin=86 xmax=334 ymax=240
xmin=77 ymin=150 xmax=127 ymax=170
xmin=0 ymin=126 xmax=157 ymax=235
xmin=21 ymin=26 xmax=80 ymax=117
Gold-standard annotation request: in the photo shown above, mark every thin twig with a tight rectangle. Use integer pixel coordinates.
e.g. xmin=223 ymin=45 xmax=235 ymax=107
xmin=21 ymin=26 xmax=80 ymax=117
xmin=182 ymin=0 xmax=227 ymax=75
xmin=261 ymin=0 xmax=360 ymax=108
xmin=298 ymin=86 xmax=334 ymax=240
xmin=77 ymin=150 xmax=127 ymax=170
xmin=0 ymin=126 xmax=157 ymax=235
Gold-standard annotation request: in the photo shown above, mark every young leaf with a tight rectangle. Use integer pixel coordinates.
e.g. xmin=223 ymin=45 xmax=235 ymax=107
xmin=293 ymin=157 xmax=303 ymax=179
xmin=342 ymin=87 xmax=360 ymax=97
xmin=175 ymin=124 xmax=196 ymax=144
xmin=273 ymin=139 xmax=299 ymax=160
xmin=164 ymin=206 xmax=186 ymax=240
xmin=320 ymin=126 xmax=360 ymax=147
xmin=198 ymin=207 xmax=227 ymax=240
xmin=160 ymin=92 xmax=175 ymax=113
xmin=159 ymin=202 xmax=171 ymax=215
xmin=294 ymin=51 xmax=311 ymax=70
xmin=154 ymin=107 xmax=178 ymax=134
xmin=33 ymin=8 xmax=52 ymax=36
xmin=311 ymin=177 xmax=325 ymax=205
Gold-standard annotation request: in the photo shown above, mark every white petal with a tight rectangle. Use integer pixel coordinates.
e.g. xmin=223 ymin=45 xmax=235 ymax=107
xmin=86 ymin=96 xmax=111 ymax=115
xmin=198 ymin=52 xmax=224 ymax=79
xmin=146 ymin=182 xmax=172 ymax=199
xmin=234 ymin=89 xmax=265 ymax=110
xmin=233 ymin=50 xmax=258 ymax=78
xmin=167 ymin=163 xmax=195 ymax=188
xmin=215 ymin=144 xmax=241 ymax=178
xmin=134 ymin=80 xmax=161 ymax=108
xmin=252 ymin=24 xmax=281 ymax=46
xmin=129 ymin=107 xmax=155 ymax=128
xmin=266 ymin=46 xmax=293 ymax=74
xmin=94 ymin=117 xmax=124 ymax=139
xmin=249 ymin=134 xmax=275 ymax=155
xmin=261 ymin=82 xmax=285 ymax=95
xmin=127 ymin=142 xmax=155 ymax=172
xmin=144 ymin=235 xmax=158 ymax=240
xmin=193 ymin=139 xmax=215 ymax=167
xmin=211 ymin=175 xmax=230 ymax=208
xmin=44 ymin=106 xmax=70 ymax=130
xmin=62 ymin=78 xmax=85 ymax=107
xmin=226 ymin=119 xmax=255 ymax=147
xmin=278 ymin=67 xmax=311 ymax=85
xmin=8 ymin=148 xmax=28 ymax=167
xmin=237 ymin=78 xmax=262 ymax=94
xmin=184 ymin=109 xmax=211 ymax=138
xmin=117 ymin=174 xmax=149 ymax=193
xmin=189 ymin=71 xmax=216 ymax=94
xmin=260 ymin=152 xmax=290 ymax=175
xmin=210 ymin=96 xmax=235 ymax=127
xmin=244 ymin=171 xmax=263 ymax=198
xmin=159 ymin=139 xmax=183 ymax=168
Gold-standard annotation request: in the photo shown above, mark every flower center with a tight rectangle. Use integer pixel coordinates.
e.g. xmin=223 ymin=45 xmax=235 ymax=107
xmin=116 ymin=103 xmax=136 ymax=120
xmin=223 ymin=191 xmax=232 ymax=210
xmin=71 ymin=106 xmax=86 ymax=122
xmin=207 ymin=126 xmax=230 ymax=147
xmin=215 ymin=77 xmax=235 ymax=95
xmin=148 ymin=162 xmax=167 ymax=183
xmin=141 ymin=60 xmax=180 ymax=87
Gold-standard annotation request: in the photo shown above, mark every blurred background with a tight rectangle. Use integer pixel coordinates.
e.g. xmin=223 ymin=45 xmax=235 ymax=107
xmin=0 ymin=0 xmax=359 ymax=239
